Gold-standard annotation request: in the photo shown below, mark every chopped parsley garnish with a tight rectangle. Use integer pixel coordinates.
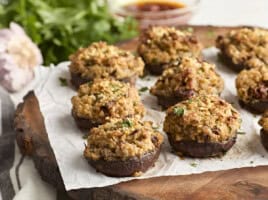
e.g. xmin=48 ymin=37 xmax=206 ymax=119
xmin=237 ymin=131 xmax=246 ymax=135
xmin=140 ymin=73 xmax=148 ymax=79
xmin=88 ymin=81 xmax=93 ymax=86
xmin=184 ymin=27 xmax=194 ymax=33
xmin=139 ymin=87 xmax=149 ymax=93
xmin=121 ymin=119 xmax=133 ymax=128
xmin=111 ymin=84 xmax=121 ymax=92
xmin=59 ymin=77 xmax=68 ymax=86
xmin=82 ymin=134 xmax=88 ymax=139
xmin=152 ymin=58 xmax=158 ymax=64
xmin=207 ymin=30 xmax=215 ymax=38
xmin=173 ymin=107 xmax=184 ymax=116
xmin=190 ymin=163 xmax=197 ymax=167
xmin=140 ymin=75 xmax=151 ymax=81
xmin=95 ymin=93 xmax=103 ymax=101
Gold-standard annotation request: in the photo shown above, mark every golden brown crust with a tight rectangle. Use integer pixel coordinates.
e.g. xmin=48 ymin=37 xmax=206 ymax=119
xmin=163 ymin=95 xmax=241 ymax=143
xmin=84 ymin=118 xmax=163 ymax=161
xmin=69 ymin=41 xmax=144 ymax=80
xmin=71 ymin=79 xmax=145 ymax=125
xmin=216 ymin=28 xmax=268 ymax=70
xmin=150 ymin=57 xmax=224 ymax=104
xmin=236 ymin=66 xmax=268 ymax=104
xmin=137 ymin=26 xmax=202 ymax=69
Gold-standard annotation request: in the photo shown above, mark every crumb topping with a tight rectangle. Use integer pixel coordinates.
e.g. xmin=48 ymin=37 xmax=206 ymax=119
xmin=71 ymin=79 xmax=145 ymax=123
xmin=164 ymin=95 xmax=241 ymax=143
xmin=137 ymin=26 xmax=202 ymax=65
xmin=150 ymin=57 xmax=224 ymax=98
xmin=84 ymin=118 xmax=163 ymax=161
xmin=216 ymin=28 xmax=268 ymax=69
xmin=69 ymin=41 xmax=144 ymax=80
xmin=236 ymin=66 xmax=268 ymax=103
xmin=259 ymin=111 xmax=268 ymax=131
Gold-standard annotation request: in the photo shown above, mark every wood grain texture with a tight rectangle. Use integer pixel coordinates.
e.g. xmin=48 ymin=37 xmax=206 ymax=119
xmin=14 ymin=26 xmax=268 ymax=200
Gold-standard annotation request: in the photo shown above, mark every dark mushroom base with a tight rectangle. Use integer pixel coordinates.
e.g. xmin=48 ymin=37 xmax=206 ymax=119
xmin=72 ymin=110 xmax=101 ymax=131
xmin=218 ymin=53 xmax=247 ymax=72
xmin=145 ymin=63 xmax=169 ymax=75
xmin=239 ymin=100 xmax=268 ymax=114
xmin=156 ymin=89 xmax=197 ymax=109
xmin=86 ymin=148 xmax=161 ymax=177
xmin=156 ymin=93 xmax=222 ymax=109
xmin=70 ymin=72 xmax=137 ymax=89
xmin=167 ymin=134 xmax=237 ymax=158
xmin=156 ymin=95 xmax=186 ymax=109
xmin=260 ymin=129 xmax=268 ymax=151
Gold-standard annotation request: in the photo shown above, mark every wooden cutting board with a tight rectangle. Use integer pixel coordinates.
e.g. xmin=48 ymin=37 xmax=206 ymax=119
xmin=14 ymin=26 xmax=268 ymax=200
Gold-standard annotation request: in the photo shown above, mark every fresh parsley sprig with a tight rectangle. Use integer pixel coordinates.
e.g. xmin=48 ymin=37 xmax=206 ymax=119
xmin=0 ymin=0 xmax=138 ymax=65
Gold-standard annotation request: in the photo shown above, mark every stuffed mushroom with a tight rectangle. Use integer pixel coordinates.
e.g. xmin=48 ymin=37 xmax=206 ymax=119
xmin=138 ymin=26 xmax=202 ymax=75
xmin=71 ymin=79 xmax=145 ymax=130
xmin=69 ymin=42 xmax=144 ymax=88
xmin=84 ymin=118 xmax=163 ymax=177
xmin=163 ymin=95 xmax=241 ymax=158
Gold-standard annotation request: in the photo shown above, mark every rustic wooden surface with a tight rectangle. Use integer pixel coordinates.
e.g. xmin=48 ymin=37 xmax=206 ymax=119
xmin=14 ymin=26 xmax=268 ymax=200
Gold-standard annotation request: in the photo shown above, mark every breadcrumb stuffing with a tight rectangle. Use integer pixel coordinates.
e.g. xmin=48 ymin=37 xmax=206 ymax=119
xmin=71 ymin=79 xmax=145 ymax=123
xmin=164 ymin=95 xmax=241 ymax=143
xmin=69 ymin=41 xmax=144 ymax=80
xmin=150 ymin=57 xmax=224 ymax=98
xmin=216 ymin=28 xmax=268 ymax=69
xmin=84 ymin=118 xmax=163 ymax=161
xmin=236 ymin=66 xmax=268 ymax=103
xmin=138 ymin=26 xmax=202 ymax=66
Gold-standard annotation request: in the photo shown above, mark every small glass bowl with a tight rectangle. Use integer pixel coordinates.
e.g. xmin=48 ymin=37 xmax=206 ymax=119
xmin=114 ymin=0 xmax=200 ymax=29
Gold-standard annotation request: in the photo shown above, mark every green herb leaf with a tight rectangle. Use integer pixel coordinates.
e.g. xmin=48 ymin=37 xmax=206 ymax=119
xmin=111 ymin=84 xmax=121 ymax=93
xmin=87 ymin=81 xmax=93 ymax=86
xmin=237 ymin=131 xmax=246 ymax=135
xmin=173 ymin=107 xmax=184 ymax=116
xmin=121 ymin=119 xmax=133 ymax=128
xmin=190 ymin=163 xmax=197 ymax=167
xmin=152 ymin=58 xmax=158 ymax=64
xmin=183 ymin=27 xmax=194 ymax=33
xmin=0 ymin=0 xmax=138 ymax=65
xmin=207 ymin=30 xmax=215 ymax=38
xmin=59 ymin=77 xmax=68 ymax=86
xmin=82 ymin=134 xmax=88 ymax=139
xmin=139 ymin=87 xmax=149 ymax=93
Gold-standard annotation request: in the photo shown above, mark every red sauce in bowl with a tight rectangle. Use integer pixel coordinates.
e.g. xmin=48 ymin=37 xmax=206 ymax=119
xmin=117 ymin=0 xmax=197 ymax=28
xmin=124 ymin=1 xmax=185 ymax=12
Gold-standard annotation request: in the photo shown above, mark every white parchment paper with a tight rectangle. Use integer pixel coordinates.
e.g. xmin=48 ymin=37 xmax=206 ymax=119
xmin=34 ymin=47 xmax=268 ymax=191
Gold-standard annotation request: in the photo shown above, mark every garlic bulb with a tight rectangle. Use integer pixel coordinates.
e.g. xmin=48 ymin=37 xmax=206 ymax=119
xmin=0 ymin=22 xmax=43 ymax=92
